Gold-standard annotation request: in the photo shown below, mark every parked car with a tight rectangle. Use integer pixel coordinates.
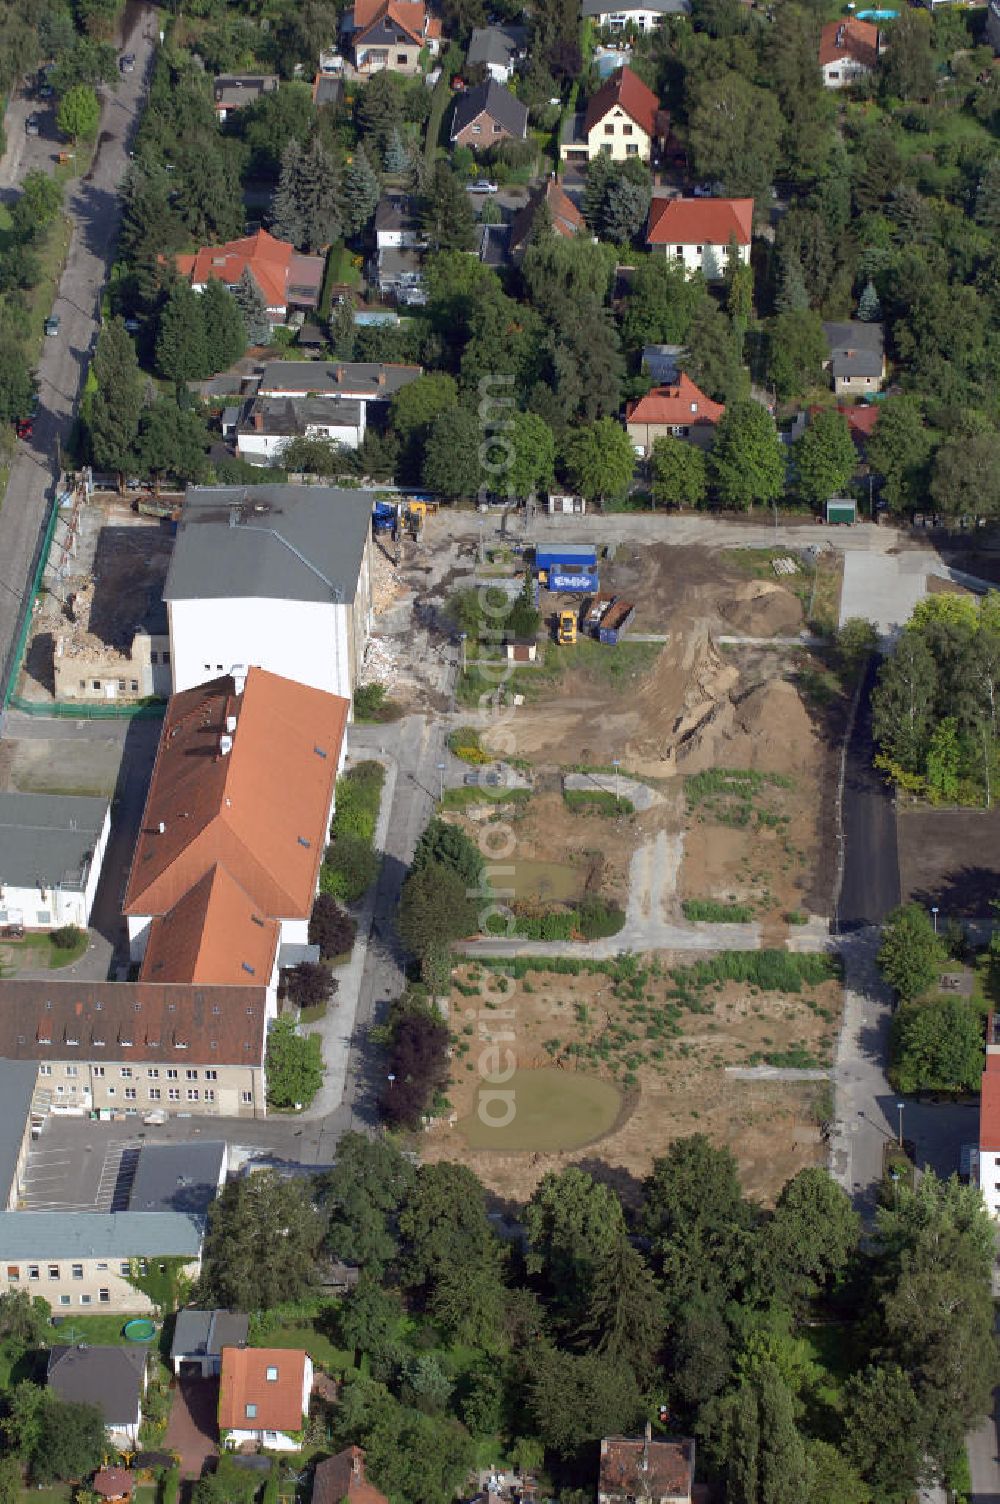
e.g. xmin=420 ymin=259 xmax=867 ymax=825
xmin=44 ymin=315 xmax=60 ymax=336
xmin=123 ymin=317 xmax=140 ymax=333
xmin=25 ymin=115 xmax=40 ymax=136
xmin=37 ymin=82 xmax=54 ymax=99
xmin=119 ymin=53 xmax=135 ymax=72
xmin=15 ymin=418 xmax=33 ymax=439
xmin=468 ymin=179 xmax=499 ymax=194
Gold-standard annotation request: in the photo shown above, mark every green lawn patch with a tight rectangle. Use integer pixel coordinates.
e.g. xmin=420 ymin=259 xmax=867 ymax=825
xmin=252 ymin=1322 xmax=353 ymax=1373
xmin=2 ymin=929 xmax=88 ymax=974
xmin=441 ymin=786 xmax=532 ymax=811
xmin=682 ymin=899 xmax=756 ymax=923
xmin=459 ymin=1066 xmax=622 ymax=1150
xmin=48 ymin=1313 xmax=137 ymax=1346
xmin=563 ymin=789 xmax=635 ymax=817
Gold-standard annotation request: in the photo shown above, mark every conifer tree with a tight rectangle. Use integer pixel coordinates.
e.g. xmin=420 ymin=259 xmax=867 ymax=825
xmin=234 ymin=268 xmax=272 ymax=346
xmin=857 ymin=279 xmax=881 ymax=322
xmin=341 ymin=145 xmax=380 ymax=238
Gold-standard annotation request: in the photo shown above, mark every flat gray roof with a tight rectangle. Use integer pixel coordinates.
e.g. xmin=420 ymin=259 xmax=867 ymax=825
xmin=171 ymin=1308 xmax=249 ymax=1360
xmin=0 ymin=792 xmax=109 ymax=893
xmin=128 ymin=1142 xmax=226 ymax=1217
xmin=0 ymin=1210 xmax=205 ymax=1258
xmin=0 ymin=1061 xmax=38 ymax=1203
xmin=164 ymin=485 xmax=374 ymax=606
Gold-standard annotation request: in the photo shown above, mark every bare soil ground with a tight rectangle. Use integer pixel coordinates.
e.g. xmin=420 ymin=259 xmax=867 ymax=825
xmin=422 ymin=962 xmax=836 ymax=1205
xmin=467 ymin=545 xmax=837 ymax=923
xmin=897 ymin=805 xmax=1000 ymax=916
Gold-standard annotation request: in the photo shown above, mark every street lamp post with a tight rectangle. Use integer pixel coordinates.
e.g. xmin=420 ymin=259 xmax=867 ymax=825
xmin=896 ymin=1100 xmax=905 ymax=1149
xmin=437 ymin=761 xmax=446 ymax=801
xmin=612 ymin=757 xmax=621 ymax=807
xmin=931 ymin=905 xmax=939 ymax=935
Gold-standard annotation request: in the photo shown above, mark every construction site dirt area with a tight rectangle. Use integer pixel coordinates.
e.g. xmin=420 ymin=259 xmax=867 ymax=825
xmin=422 ymin=959 xmax=837 ymax=1205
xmin=466 ymin=545 xmax=834 ymax=924
xmin=21 ymin=495 xmax=172 ymax=701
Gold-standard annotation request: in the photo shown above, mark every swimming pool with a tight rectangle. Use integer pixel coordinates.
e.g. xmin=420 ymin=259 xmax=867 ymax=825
xmin=855 ymin=9 xmax=898 ymax=19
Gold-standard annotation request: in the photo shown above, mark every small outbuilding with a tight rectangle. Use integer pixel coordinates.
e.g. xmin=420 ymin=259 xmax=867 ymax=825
xmin=0 ymin=791 xmax=110 ymax=931
xmin=93 ymin=1470 xmax=136 ymax=1502
xmin=826 ymin=497 xmax=857 ymax=525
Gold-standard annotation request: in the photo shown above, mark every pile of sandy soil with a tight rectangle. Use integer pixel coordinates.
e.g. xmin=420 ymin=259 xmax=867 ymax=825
xmin=720 ymin=581 xmax=805 ymax=638
xmin=674 ymin=678 xmax=816 ymax=776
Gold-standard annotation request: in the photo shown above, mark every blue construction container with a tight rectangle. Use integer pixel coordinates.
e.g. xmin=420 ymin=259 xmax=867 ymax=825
xmin=549 ymin=567 xmax=600 ymax=593
xmin=535 ymin=544 xmax=597 ymax=573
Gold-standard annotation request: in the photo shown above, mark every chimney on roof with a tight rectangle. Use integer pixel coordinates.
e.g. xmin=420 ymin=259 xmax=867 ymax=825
xmin=219 ymin=734 xmax=233 ymax=757
xmin=335 ymin=366 xmax=345 ymax=382
xmin=377 ymin=367 xmax=386 ymax=386
xmin=253 ymin=407 xmax=264 ymax=431
xmin=641 ymin=1421 xmax=651 ymax=1472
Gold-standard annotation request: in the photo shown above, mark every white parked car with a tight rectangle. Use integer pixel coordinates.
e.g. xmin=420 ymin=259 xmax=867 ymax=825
xmin=468 ymin=179 xmax=499 ymax=194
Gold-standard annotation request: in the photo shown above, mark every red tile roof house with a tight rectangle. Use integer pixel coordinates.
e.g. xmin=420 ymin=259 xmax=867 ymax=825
xmin=312 ymin=1448 xmax=389 ymax=1504
xmin=508 ymin=179 xmax=584 ymax=260
xmin=123 ymin=667 xmax=348 ymax=1000
xmin=646 ymin=196 xmax=753 ymax=281
xmin=560 ymin=65 xmax=665 ymax=164
xmin=344 ymin=0 xmax=443 ymax=75
xmin=819 ymin=18 xmax=881 ymax=88
xmin=175 ymin=229 xmax=325 ymax=327
xmin=219 ymin=1347 xmax=313 ymax=1452
xmin=599 ymin=1426 xmax=698 ymax=1504
xmin=625 ymin=373 xmax=724 ymax=455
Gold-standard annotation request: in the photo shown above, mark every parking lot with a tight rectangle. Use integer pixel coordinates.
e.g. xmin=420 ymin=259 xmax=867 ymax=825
xmin=18 ymin=1124 xmax=144 ymax=1211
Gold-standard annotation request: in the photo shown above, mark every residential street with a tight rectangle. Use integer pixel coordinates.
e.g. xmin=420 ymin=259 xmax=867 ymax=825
xmin=0 ymin=2 xmax=157 ymax=699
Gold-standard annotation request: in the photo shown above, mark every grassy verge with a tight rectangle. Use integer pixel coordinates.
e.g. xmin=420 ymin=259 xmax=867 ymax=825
xmin=808 ymin=550 xmax=844 ymax=634
xmin=2 ymin=930 xmax=88 ymax=973
xmin=563 ymin=789 xmax=635 ymax=817
xmin=682 ymin=899 xmax=755 ymax=922
xmin=441 ymin=786 xmax=532 ymax=810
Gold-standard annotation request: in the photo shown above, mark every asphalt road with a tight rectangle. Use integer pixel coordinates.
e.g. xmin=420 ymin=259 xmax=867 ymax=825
xmin=838 ymin=657 xmax=900 ymax=931
xmin=0 ymin=2 xmax=158 ymax=699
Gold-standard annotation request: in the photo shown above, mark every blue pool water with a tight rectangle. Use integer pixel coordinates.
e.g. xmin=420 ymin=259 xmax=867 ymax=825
xmin=855 ymin=9 xmax=898 ymax=18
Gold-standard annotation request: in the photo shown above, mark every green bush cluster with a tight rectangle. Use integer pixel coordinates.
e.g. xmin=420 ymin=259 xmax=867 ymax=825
xmin=321 ymin=761 xmax=385 ymax=903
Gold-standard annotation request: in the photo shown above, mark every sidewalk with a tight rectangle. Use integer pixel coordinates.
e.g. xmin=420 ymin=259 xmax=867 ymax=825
xmin=300 ymin=753 xmax=397 ymax=1119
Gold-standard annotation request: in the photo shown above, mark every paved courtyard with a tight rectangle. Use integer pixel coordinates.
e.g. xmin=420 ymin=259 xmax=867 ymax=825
xmin=164 ymin=1377 xmax=219 ymax=1479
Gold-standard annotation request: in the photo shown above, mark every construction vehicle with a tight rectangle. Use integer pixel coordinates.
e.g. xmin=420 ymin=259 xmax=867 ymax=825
xmin=557 ymin=609 xmax=577 ymax=645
